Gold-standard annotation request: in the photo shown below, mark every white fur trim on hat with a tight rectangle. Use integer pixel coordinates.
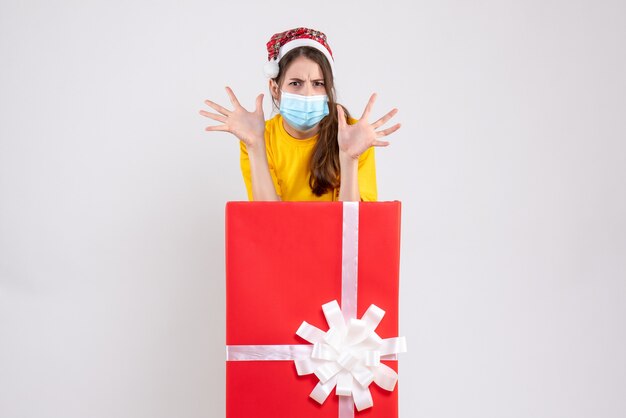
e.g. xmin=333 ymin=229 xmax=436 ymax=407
xmin=263 ymin=38 xmax=334 ymax=79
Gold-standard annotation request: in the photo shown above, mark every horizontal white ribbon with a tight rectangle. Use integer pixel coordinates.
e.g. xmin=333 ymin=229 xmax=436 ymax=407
xmin=226 ymin=345 xmax=399 ymax=362
xmin=226 ymin=344 xmax=312 ymax=361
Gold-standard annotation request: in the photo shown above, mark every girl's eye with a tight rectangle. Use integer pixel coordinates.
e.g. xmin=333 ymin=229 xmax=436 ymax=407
xmin=289 ymin=81 xmax=301 ymax=86
xmin=314 ymin=81 xmax=325 ymax=87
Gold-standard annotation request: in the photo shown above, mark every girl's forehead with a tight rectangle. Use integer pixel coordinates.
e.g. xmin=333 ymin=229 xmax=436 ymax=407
xmin=284 ymin=56 xmax=323 ymax=79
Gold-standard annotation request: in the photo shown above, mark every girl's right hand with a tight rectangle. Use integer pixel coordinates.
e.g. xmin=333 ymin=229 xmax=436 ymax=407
xmin=199 ymin=87 xmax=266 ymax=148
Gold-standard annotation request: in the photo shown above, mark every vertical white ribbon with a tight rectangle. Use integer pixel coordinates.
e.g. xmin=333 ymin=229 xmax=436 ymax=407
xmin=339 ymin=394 xmax=355 ymax=418
xmin=341 ymin=202 xmax=359 ymax=322
xmin=339 ymin=201 xmax=359 ymax=418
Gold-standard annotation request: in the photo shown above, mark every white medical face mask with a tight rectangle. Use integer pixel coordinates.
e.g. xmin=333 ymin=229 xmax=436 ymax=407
xmin=279 ymin=91 xmax=329 ymax=131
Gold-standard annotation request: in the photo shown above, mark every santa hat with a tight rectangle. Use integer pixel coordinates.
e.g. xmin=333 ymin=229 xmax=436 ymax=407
xmin=263 ymin=27 xmax=334 ymax=78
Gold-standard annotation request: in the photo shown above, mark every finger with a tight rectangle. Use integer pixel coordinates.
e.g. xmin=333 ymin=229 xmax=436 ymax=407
xmin=372 ymin=108 xmax=398 ymax=129
xmin=255 ymin=93 xmax=264 ymax=114
xmin=337 ymin=105 xmax=348 ymax=128
xmin=373 ymin=140 xmax=390 ymax=147
xmin=376 ymin=123 xmax=401 ymax=138
xmin=360 ymin=93 xmax=377 ymax=121
xmin=204 ymin=125 xmax=229 ymax=132
xmin=225 ymin=86 xmax=242 ymax=108
xmin=199 ymin=109 xmax=227 ymax=123
xmin=204 ymin=99 xmax=232 ymax=116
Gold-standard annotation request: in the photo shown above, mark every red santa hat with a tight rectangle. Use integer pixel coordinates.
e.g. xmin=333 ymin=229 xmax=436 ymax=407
xmin=263 ymin=27 xmax=334 ymax=78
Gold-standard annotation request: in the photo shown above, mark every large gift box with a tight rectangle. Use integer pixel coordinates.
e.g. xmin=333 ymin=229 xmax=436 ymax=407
xmin=225 ymin=201 xmax=405 ymax=418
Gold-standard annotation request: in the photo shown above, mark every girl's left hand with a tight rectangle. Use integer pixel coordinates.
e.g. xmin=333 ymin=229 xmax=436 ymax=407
xmin=337 ymin=93 xmax=401 ymax=159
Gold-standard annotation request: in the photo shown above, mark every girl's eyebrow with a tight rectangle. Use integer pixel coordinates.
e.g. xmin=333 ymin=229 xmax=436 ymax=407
xmin=288 ymin=77 xmax=325 ymax=82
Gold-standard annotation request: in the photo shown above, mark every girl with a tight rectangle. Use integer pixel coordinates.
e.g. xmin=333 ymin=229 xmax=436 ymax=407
xmin=199 ymin=27 xmax=400 ymax=201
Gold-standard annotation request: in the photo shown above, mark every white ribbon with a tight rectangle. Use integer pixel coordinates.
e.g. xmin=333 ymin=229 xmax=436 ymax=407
xmin=341 ymin=202 xmax=359 ymax=321
xmin=226 ymin=202 xmax=407 ymax=416
xmin=226 ymin=344 xmax=312 ymax=361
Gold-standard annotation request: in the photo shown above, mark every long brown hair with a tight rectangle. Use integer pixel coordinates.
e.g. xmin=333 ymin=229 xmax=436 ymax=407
xmin=271 ymin=46 xmax=350 ymax=197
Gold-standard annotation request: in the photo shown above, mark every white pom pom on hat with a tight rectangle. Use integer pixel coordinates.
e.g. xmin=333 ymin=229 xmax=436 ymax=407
xmin=263 ymin=59 xmax=280 ymax=79
xmin=263 ymin=27 xmax=334 ymax=79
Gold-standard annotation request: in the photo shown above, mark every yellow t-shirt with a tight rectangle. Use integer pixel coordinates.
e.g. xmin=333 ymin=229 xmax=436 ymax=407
xmin=240 ymin=114 xmax=377 ymax=201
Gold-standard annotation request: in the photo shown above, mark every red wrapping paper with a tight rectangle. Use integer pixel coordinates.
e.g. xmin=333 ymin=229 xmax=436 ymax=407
xmin=226 ymin=201 xmax=402 ymax=417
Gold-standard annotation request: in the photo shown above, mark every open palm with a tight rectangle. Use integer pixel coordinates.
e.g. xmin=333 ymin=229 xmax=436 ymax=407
xmin=199 ymin=87 xmax=266 ymax=147
xmin=337 ymin=93 xmax=401 ymax=159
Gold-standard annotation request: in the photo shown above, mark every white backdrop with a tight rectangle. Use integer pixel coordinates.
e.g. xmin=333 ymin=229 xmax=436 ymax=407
xmin=1 ymin=1 xmax=625 ymax=417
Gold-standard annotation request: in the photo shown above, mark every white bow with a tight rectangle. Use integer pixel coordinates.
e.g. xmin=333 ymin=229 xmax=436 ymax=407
xmin=294 ymin=300 xmax=407 ymax=411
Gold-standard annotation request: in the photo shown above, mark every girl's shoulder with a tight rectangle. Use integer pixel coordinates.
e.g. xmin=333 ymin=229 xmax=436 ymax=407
xmin=265 ymin=113 xmax=282 ymax=126
xmin=263 ymin=114 xmax=282 ymax=142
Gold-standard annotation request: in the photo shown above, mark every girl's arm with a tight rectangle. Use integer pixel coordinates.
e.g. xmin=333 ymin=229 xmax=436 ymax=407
xmin=338 ymin=152 xmax=360 ymax=201
xmin=201 ymin=87 xmax=279 ymax=201
xmin=246 ymin=142 xmax=280 ymax=201
xmin=336 ymin=94 xmax=401 ymax=202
